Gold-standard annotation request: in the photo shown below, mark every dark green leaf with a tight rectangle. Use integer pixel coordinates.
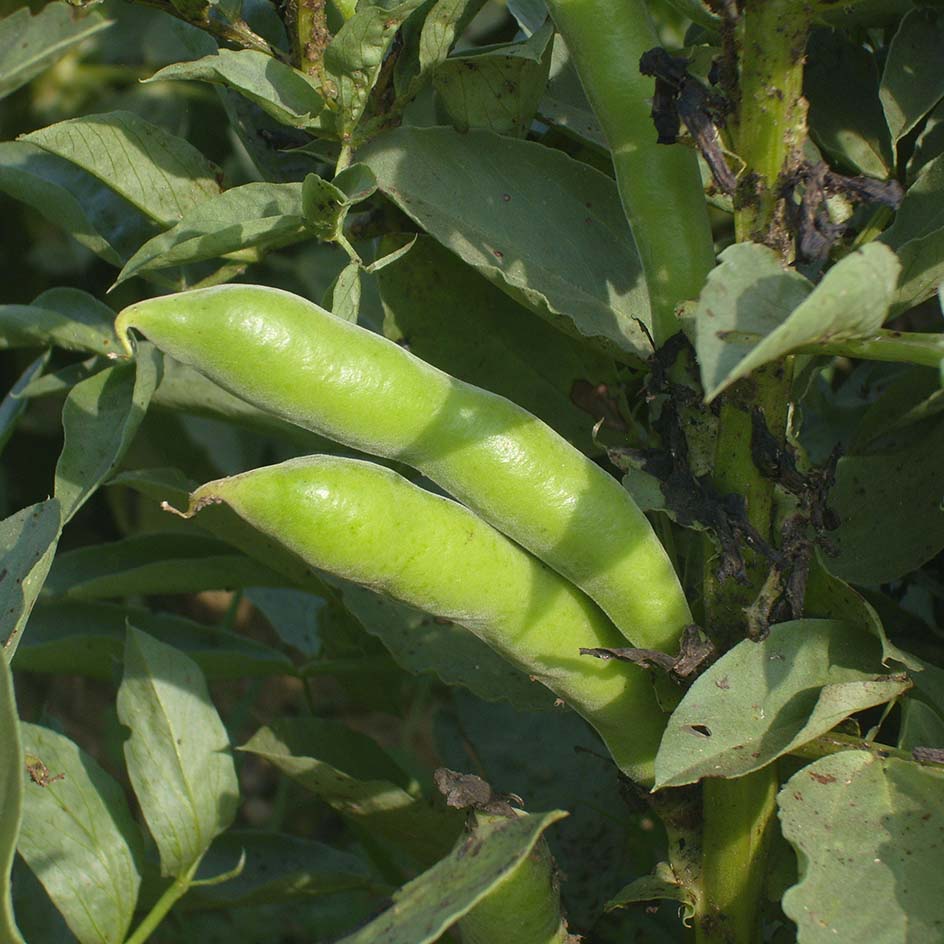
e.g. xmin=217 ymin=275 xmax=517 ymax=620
xmin=55 ymin=344 xmax=160 ymax=524
xmin=827 ymin=417 xmax=944 ymax=584
xmin=898 ymin=698 xmax=944 ymax=751
xmin=146 ymin=49 xmax=327 ymax=129
xmin=804 ymin=29 xmax=892 ymax=176
xmin=0 ymin=353 xmax=46 ymax=457
xmin=360 ymin=126 xmax=652 ymax=359
xmin=116 ymin=182 xmax=309 ymax=285
xmin=117 ymin=627 xmax=239 ymax=877
xmin=880 ymin=8 xmax=944 ymax=145
xmin=0 ymin=305 xmax=113 ymax=355
xmin=378 ymin=235 xmax=620 ymax=454
xmin=1 ymin=500 xmax=61 ymax=662
xmin=301 ymin=173 xmax=347 ymax=240
xmin=506 ymin=0 xmax=548 ymax=33
xmin=43 ymin=532 xmax=292 ymax=600
xmin=334 ymin=809 xmax=566 ymax=944
xmin=605 ymin=863 xmax=695 ymax=918
xmin=654 ymin=620 xmax=912 ymax=788
xmin=20 ymin=357 xmax=107 ymax=400
xmin=240 ymin=718 xmax=462 ymax=867
xmin=245 ymin=587 xmax=323 ymax=657
xmin=538 ymin=35 xmax=606 ymax=149
xmin=779 ymin=752 xmax=944 ymax=943
xmin=18 ymin=724 xmax=143 ymax=944
xmin=181 ymin=831 xmax=379 ymax=910
xmin=433 ymin=21 xmax=553 ymax=137
xmin=0 ymin=3 xmax=111 ymax=101
xmin=18 ymin=600 xmax=293 ymax=680
xmin=20 ymin=111 xmax=220 ymax=226
xmin=0 ymin=652 xmax=26 ymax=943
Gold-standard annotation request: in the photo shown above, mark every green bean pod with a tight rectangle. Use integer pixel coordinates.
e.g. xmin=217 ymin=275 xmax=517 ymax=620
xmin=116 ymin=284 xmax=691 ymax=652
xmin=458 ymin=811 xmax=575 ymax=944
xmin=545 ymin=0 xmax=715 ymax=345
xmin=174 ymin=454 xmax=665 ymax=784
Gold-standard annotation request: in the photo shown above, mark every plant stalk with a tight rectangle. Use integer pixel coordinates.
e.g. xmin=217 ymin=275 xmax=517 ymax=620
xmin=696 ymin=3 xmax=814 ymax=941
xmin=123 ymin=859 xmax=200 ymax=944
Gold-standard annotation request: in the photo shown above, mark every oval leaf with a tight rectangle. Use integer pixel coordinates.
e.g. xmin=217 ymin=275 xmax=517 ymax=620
xmin=654 ymin=620 xmax=912 ymax=788
xmin=117 ymin=627 xmax=239 ymax=877
xmin=359 ymin=126 xmax=652 ymax=359
xmin=779 ymin=752 xmax=944 ymax=943
xmin=0 ymin=653 xmax=26 ymax=943
xmin=18 ymin=724 xmax=143 ymax=944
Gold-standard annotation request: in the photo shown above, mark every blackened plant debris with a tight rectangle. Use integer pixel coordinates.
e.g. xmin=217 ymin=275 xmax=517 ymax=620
xmin=639 ymin=47 xmax=737 ymax=195
xmin=580 ymin=625 xmax=718 ymax=682
xmin=782 ymin=160 xmax=904 ymax=266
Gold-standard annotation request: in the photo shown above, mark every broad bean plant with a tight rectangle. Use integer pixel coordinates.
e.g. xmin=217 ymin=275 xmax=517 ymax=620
xmin=1 ymin=0 xmax=943 ymax=942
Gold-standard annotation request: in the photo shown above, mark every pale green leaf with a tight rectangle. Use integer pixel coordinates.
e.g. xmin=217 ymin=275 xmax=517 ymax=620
xmin=116 ymin=182 xmax=308 ymax=285
xmin=699 ymin=243 xmax=900 ymax=400
xmin=360 ymin=126 xmax=652 ymax=359
xmin=1 ymin=500 xmax=61 ymax=662
xmin=880 ymin=9 xmax=944 ymax=144
xmin=694 ymin=242 xmax=811 ymax=400
xmin=334 ymin=810 xmax=567 ymax=944
xmin=538 ymin=35 xmax=607 ymax=149
xmin=146 ymin=49 xmax=326 ymax=129
xmin=55 ymin=343 xmax=160 ymax=524
xmin=0 ymin=653 xmax=26 ymax=943
xmin=117 ymin=627 xmax=239 ymax=877
xmin=324 ymin=0 xmax=425 ymax=137
xmin=18 ymin=724 xmax=143 ymax=944
xmin=654 ymin=620 xmax=912 ymax=788
xmin=0 ymin=3 xmax=111 ymax=100
xmin=21 ymin=111 xmax=220 ymax=226
xmin=433 ymin=21 xmax=553 ymax=137
xmin=779 ymin=752 xmax=944 ymax=943
xmin=324 ymin=260 xmax=361 ymax=322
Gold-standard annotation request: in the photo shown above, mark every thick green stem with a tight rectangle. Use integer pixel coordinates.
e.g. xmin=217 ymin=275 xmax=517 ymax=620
xmin=696 ymin=769 xmax=779 ymax=944
xmin=696 ymin=4 xmax=814 ymax=941
xmin=546 ymin=0 xmax=715 ymax=346
xmin=293 ymin=0 xmax=332 ymax=86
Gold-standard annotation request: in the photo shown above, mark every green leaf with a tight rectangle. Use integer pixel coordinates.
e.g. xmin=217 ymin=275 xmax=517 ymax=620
xmin=0 ymin=353 xmax=47 ymax=457
xmin=880 ymin=8 xmax=944 ymax=145
xmin=246 ymin=587 xmax=323 ymax=657
xmin=0 ymin=305 xmax=113 ymax=355
xmin=334 ymin=809 xmax=567 ymax=944
xmin=1 ymin=500 xmax=61 ymax=662
xmin=804 ymin=28 xmax=892 ymax=176
xmin=117 ymin=627 xmax=239 ymax=877
xmin=20 ymin=356 xmax=105 ymax=400
xmin=419 ymin=0 xmax=487 ymax=73
xmin=697 ymin=243 xmax=900 ymax=400
xmin=899 ymin=698 xmax=944 ymax=752
xmin=240 ymin=718 xmax=462 ymax=868
xmin=360 ymin=126 xmax=652 ymax=359
xmin=146 ymin=49 xmax=326 ymax=129
xmin=18 ymin=600 xmax=293 ymax=680
xmin=507 ymin=0 xmax=548 ymax=34
xmin=0 ymin=652 xmax=26 ymax=943
xmin=432 ymin=21 xmax=553 ymax=137
xmin=20 ymin=111 xmax=220 ymax=226
xmin=301 ymin=173 xmax=348 ymax=240
xmin=654 ymin=620 xmax=912 ymax=788
xmin=0 ymin=141 xmax=155 ymax=265
xmin=605 ymin=862 xmax=695 ymax=917
xmin=693 ymin=242 xmax=811 ymax=400
xmin=538 ymin=35 xmax=607 ymax=149
xmin=30 ymin=287 xmax=120 ymax=353
xmin=18 ymin=724 xmax=143 ymax=944
xmin=779 ymin=752 xmax=944 ymax=943
xmin=181 ymin=831 xmax=379 ymax=910
xmin=324 ymin=260 xmax=361 ymax=322
xmin=43 ymin=532 xmax=292 ymax=600
xmin=880 ymin=152 xmax=944 ymax=313
xmin=827 ymin=416 xmax=944 ymax=584
xmin=324 ymin=0 xmax=426 ymax=138
xmin=115 ymin=182 xmax=309 ymax=285
xmin=0 ymin=2 xmax=111 ymax=100
xmin=378 ymin=235 xmax=620 ymax=455
xmin=55 ymin=344 xmax=160 ymax=524
xmin=340 ymin=583 xmax=556 ymax=712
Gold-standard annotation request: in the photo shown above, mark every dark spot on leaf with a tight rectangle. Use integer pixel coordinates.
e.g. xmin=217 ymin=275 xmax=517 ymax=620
xmin=809 ymin=771 xmax=836 ymax=785
xmin=686 ymin=724 xmax=711 ymax=738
